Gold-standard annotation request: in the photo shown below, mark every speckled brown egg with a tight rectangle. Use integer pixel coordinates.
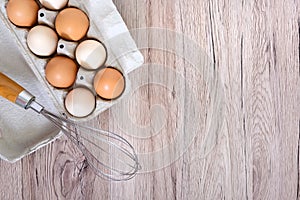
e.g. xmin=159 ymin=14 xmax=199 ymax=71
xmin=45 ymin=56 xmax=78 ymax=88
xmin=55 ymin=7 xmax=89 ymax=41
xmin=6 ymin=0 xmax=39 ymax=27
xmin=93 ymin=67 xmax=125 ymax=100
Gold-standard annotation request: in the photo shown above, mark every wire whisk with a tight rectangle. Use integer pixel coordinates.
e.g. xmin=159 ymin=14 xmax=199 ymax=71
xmin=0 ymin=72 xmax=140 ymax=181
xmin=42 ymin=109 xmax=140 ymax=181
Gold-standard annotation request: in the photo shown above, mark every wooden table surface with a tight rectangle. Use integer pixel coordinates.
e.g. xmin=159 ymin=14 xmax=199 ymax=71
xmin=1 ymin=0 xmax=300 ymax=199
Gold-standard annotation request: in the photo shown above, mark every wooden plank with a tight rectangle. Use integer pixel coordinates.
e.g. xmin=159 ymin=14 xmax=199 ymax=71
xmin=0 ymin=161 xmax=22 ymax=199
xmin=242 ymin=0 xmax=300 ymax=199
xmin=110 ymin=0 xmax=227 ymax=199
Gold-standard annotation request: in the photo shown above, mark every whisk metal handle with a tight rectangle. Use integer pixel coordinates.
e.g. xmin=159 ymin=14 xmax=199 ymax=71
xmin=0 ymin=72 xmax=36 ymax=109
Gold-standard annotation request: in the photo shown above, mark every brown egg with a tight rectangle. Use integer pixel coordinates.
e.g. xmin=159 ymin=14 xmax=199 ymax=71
xmin=93 ymin=67 xmax=125 ymax=100
xmin=55 ymin=7 xmax=89 ymax=41
xmin=45 ymin=56 xmax=78 ymax=88
xmin=6 ymin=0 xmax=39 ymax=27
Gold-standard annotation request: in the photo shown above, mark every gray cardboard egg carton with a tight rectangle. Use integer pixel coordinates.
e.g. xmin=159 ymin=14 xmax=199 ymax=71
xmin=0 ymin=0 xmax=144 ymax=121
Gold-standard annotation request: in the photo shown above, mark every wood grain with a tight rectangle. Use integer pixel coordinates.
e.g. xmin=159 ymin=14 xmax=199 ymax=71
xmin=1 ymin=0 xmax=300 ymax=199
xmin=0 ymin=72 xmax=24 ymax=103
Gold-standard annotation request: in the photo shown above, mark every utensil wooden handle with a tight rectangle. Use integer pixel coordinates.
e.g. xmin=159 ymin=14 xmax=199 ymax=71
xmin=0 ymin=72 xmax=25 ymax=103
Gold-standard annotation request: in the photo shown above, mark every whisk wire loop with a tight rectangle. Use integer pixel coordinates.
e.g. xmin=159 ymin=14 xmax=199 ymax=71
xmin=41 ymin=109 xmax=140 ymax=181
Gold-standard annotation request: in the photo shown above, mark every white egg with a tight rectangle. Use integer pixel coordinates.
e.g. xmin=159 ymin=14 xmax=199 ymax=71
xmin=75 ymin=39 xmax=107 ymax=70
xmin=64 ymin=87 xmax=96 ymax=118
xmin=27 ymin=25 xmax=58 ymax=56
xmin=39 ymin=0 xmax=68 ymax=10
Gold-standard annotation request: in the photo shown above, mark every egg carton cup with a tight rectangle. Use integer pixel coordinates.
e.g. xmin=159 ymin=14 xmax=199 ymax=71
xmin=0 ymin=0 xmax=144 ymax=121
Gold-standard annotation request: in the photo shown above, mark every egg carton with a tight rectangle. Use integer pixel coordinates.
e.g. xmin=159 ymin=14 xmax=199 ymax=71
xmin=0 ymin=0 xmax=144 ymax=121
